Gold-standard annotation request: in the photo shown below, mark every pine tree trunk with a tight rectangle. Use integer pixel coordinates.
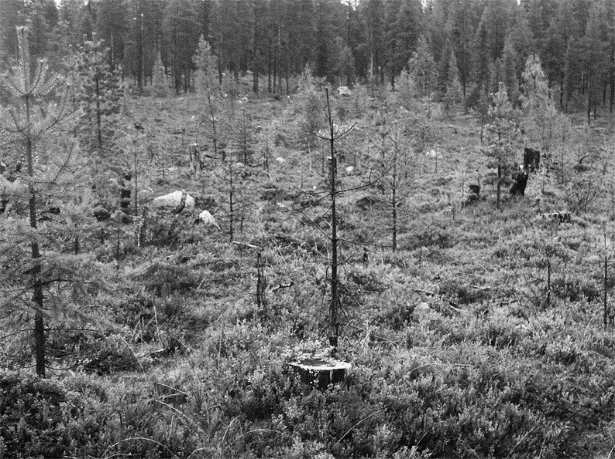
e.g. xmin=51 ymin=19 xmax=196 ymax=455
xmin=25 ymin=96 xmax=46 ymax=377
xmin=604 ymin=254 xmax=608 ymax=327
xmin=252 ymin=10 xmax=259 ymax=96
xmin=546 ymin=257 xmax=551 ymax=308
xmin=267 ymin=38 xmax=272 ymax=93
xmin=392 ymin=141 xmax=397 ymax=252
xmin=285 ymin=43 xmax=289 ymax=95
xmin=136 ymin=0 xmax=143 ymax=93
xmin=496 ymin=162 xmax=501 ymax=210
xmin=587 ymin=76 xmax=592 ymax=124
xmin=560 ymin=71 xmax=565 ymax=109
xmin=611 ymin=42 xmax=615 ymax=113
xmin=229 ymin=162 xmax=234 ymax=242
xmin=326 ymin=89 xmax=339 ymax=347
xmin=273 ymin=46 xmax=277 ymax=94
xmin=95 ymin=75 xmax=102 ymax=150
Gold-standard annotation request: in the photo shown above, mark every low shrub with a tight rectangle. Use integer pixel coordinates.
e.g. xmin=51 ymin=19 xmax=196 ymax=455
xmin=439 ymin=279 xmax=491 ymax=305
xmin=551 ymin=276 xmax=600 ymax=302
xmin=399 ymin=224 xmax=455 ymax=251
xmin=137 ymin=262 xmax=201 ymax=296
xmin=0 ymin=373 xmax=71 ymax=458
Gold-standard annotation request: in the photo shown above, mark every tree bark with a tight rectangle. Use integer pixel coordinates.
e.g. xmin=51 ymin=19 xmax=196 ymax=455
xmin=25 ymin=95 xmax=46 ymax=377
xmin=496 ymin=161 xmax=501 ymax=210
xmin=267 ymin=37 xmax=272 ymax=93
xmin=326 ymin=89 xmax=339 ymax=347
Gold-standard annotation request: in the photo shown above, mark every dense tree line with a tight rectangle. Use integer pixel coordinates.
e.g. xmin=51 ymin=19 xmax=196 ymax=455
xmin=1 ymin=0 xmax=614 ymax=112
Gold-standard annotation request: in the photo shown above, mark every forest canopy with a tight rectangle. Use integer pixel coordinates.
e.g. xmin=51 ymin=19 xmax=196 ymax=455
xmin=1 ymin=0 xmax=613 ymax=114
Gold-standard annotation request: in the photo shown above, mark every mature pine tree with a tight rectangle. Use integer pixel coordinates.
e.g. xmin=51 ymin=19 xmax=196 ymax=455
xmin=54 ymin=0 xmax=90 ymax=49
xmin=151 ymin=51 xmax=168 ymax=97
xmin=0 ymin=0 xmax=24 ymax=65
xmin=384 ymin=0 xmax=402 ymax=89
xmin=561 ymin=1 xmax=608 ymax=120
xmin=312 ymin=0 xmax=345 ymax=82
xmin=571 ymin=0 xmax=591 ymax=35
xmin=542 ymin=21 xmax=567 ymax=107
xmin=443 ymin=49 xmax=464 ymax=114
xmin=448 ymin=0 xmax=480 ymax=98
xmin=249 ymin=0 xmax=268 ymax=93
xmin=162 ymin=0 xmax=201 ymax=93
xmin=127 ymin=0 xmax=146 ymax=89
xmin=287 ymin=0 xmax=317 ymax=75
xmin=424 ymin=0 xmax=447 ymax=67
xmin=500 ymin=36 xmax=520 ymax=107
xmin=562 ymin=37 xmax=579 ymax=112
xmin=507 ymin=4 xmax=534 ymax=80
xmin=142 ymin=0 xmax=166 ymax=85
xmin=437 ymin=37 xmax=453 ymax=95
xmin=330 ymin=37 xmax=355 ymax=85
xmin=470 ymin=7 xmax=493 ymax=102
xmin=607 ymin=0 xmax=615 ymax=112
xmin=580 ymin=1 xmax=609 ymax=121
xmin=96 ymin=0 xmax=129 ymax=72
xmin=523 ymin=0 xmax=557 ymax=51
xmin=408 ymin=34 xmax=438 ymax=98
xmin=25 ymin=0 xmax=58 ymax=59
xmin=361 ymin=0 xmax=386 ymax=88
xmin=392 ymin=0 xmax=422 ymax=87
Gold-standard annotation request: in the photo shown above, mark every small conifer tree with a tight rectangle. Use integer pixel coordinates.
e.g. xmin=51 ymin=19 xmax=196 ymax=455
xmin=396 ymin=68 xmax=417 ymax=111
xmin=0 ymin=26 xmax=88 ymax=377
xmin=298 ymin=65 xmax=325 ymax=150
xmin=194 ymin=36 xmax=223 ymax=160
xmin=151 ymin=52 xmax=169 ymax=98
xmin=483 ymin=82 xmax=520 ymax=209
xmin=74 ymin=35 xmax=129 ymax=207
xmin=443 ymin=51 xmax=464 ymax=117
xmin=408 ymin=35 xmax=438 ymax=99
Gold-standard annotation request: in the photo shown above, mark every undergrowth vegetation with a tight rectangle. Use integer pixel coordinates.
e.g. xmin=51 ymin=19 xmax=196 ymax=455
xmin=3 ymin=79 xmax=615 ymax=458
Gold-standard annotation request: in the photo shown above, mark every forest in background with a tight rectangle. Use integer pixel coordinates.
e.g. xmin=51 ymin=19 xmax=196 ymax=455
xmin=1 ymin=0 xmax=615 ymax=117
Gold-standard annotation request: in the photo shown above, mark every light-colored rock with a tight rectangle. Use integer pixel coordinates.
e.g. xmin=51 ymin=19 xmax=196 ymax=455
xmin=413 ymin=302 xmax=437 ymax=319
xmin=195 ymin=210 xmax=221 ymax=230
xmin=151 ymin=190 xmax=195 ymax=210
xmin=337 ymin=86 xmax=352 ymax=97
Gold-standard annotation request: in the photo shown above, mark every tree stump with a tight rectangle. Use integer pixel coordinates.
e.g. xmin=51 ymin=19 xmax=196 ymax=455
xmin=288 ymin=357 xmax=351 ymax=389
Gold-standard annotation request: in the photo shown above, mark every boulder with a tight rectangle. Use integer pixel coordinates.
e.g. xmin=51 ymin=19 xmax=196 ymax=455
xmin=151 ymin=191 xmax=195 ymax=212
xmin=412 ymin=302 xmax=438 ymax=320
xmin=337 ymin=86 xmax=352 ymax=97
xmin=195 ymin=210 xmax=221 ymax=230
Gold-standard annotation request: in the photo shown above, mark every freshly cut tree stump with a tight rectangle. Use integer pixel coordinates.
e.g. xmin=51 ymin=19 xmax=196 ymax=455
xmin=289 ymin=358 xmax=351 ymax=389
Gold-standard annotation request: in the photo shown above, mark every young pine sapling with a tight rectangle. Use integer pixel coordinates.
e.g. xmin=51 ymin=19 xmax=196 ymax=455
xmin=0 ymin=26 xmax=75 ymax=377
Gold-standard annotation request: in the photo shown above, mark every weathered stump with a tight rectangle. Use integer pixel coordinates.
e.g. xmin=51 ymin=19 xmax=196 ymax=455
xmin=288 ymin=358 xmax=351 ymax=389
